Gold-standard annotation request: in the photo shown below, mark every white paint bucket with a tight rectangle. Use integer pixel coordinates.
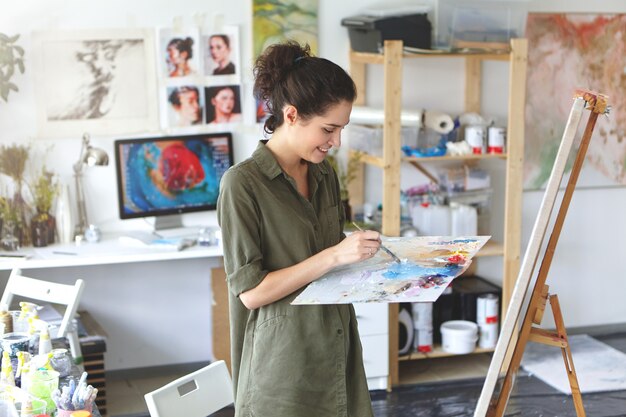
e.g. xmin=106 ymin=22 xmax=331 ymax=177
xmin=440 ymin=320 xmax=478 ymax=354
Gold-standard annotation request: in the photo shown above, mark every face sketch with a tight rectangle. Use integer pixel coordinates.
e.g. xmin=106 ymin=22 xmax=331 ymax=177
xmin=211 ymin=88 xmax=235 ymax=115
xmin=167 ymin=45 xmax=187 ymax=66
xmin=66 ymin=39 xmax=133 ymax=119
xmin=77 ymin=41 xmax=123 ymax=81
xmin=175 ymin=89 xmax=201 ymax=125
xmin=209 ymin=36 xmax=230 ymax=64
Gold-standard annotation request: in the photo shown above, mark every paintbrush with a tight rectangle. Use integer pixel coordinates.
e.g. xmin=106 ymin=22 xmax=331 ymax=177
xmin=351 ymin=222 xmax=402 ymax=263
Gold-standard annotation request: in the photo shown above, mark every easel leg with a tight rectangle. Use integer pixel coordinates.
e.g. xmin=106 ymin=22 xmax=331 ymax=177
xmin=550 ymin=295 xmax=586 ymax=417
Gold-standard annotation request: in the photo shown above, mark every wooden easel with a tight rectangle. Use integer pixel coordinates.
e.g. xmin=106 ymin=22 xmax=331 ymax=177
xmin=474 ymin=89 xmax=610 ymax=417
xmin=526 ymin=285 xmax=585 ymax=415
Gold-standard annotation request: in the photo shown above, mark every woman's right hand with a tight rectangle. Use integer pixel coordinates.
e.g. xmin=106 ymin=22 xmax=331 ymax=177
xmin=330 ymin=230 xmax=381 ymax=267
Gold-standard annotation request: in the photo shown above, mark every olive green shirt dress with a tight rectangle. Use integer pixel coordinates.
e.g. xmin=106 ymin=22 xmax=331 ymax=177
xmin=217 ymin=141 xmax=373 ymax=417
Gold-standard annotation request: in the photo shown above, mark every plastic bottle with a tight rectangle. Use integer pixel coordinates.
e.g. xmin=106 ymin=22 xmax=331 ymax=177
xmin=38 ymin=327 xmax=52 ymax=355
xmin=451 ymin=203 xmax=478 ymax=236
xmin=1 ymin=350 xmax=15 ymax=386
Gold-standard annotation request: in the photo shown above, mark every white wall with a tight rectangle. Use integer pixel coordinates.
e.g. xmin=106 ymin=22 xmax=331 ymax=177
xmin=0 ymin=0 xmax=624 ymax=370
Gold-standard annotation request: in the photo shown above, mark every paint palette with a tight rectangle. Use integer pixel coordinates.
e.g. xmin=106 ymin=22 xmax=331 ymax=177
xmin=293 ymin=236 xmax=490 ymax=304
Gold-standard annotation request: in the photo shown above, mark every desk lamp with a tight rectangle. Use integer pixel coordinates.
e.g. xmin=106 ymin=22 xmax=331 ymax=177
xmin=73 ymin=133 xmax=109 ymax=243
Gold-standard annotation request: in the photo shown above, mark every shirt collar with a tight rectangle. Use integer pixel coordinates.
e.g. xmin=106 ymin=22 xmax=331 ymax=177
xmin=252 ymin=140 xmax=330 ymax=180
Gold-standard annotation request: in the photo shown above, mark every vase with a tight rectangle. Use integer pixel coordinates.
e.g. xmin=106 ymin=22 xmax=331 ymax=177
xmin=46 ymin=213 xmax=56 ymax=244
xmin=31 ymin=214 xmax=49 ymax=247
xmin=12 ymin=185 xmax=31 ymax=247
xmin=1 ymin=221 xmax=19 ymax=251
xmin=55 ymin=185 xmax=73 ymax=245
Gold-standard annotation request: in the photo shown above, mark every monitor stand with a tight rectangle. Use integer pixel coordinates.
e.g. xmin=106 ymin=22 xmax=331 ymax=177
xmin=154 ymin=214 xmax=184 ymax=232
xmin=153 ymin=215 xmax=200 ymax=239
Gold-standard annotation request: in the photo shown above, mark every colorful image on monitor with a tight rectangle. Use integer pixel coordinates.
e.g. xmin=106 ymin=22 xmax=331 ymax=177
xmin=115 ymin=133 xmax=233 ymax=219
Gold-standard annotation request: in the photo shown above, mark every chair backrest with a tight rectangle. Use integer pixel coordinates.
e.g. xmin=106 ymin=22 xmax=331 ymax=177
xmin=144 ymin=360 xmax=234 ymax=417
xmin=0 ymin=268 xmax=85 ymax=338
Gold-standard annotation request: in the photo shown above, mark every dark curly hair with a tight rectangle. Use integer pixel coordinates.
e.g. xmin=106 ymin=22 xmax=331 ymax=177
xmin=253 ymin=41 xmax=356 ymax=135
xmin=168 ymin=37 xmax=194 ymax=59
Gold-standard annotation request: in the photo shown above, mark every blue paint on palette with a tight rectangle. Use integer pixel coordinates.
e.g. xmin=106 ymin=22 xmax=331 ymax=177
xmin=382 ymin=262 xmax=462 ymax=279
xmin=430 ymin=238 xmax=479 ymax=245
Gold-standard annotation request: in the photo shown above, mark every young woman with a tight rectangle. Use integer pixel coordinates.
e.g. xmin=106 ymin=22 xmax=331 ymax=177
xmin=218 ymin=41 xmax=380 ymax=417
xmin=207 ymin=85 xmax=242 ymax=124
xmin=166 ymin=37 xmax=195 ymax=77
xmin=168 ymin=86 xmax=202 ymax=126
xmin=209 ymin=34 xmax=235 ymax=75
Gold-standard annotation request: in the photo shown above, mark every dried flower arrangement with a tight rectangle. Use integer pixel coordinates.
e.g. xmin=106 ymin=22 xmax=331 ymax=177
xmin=0 ymin=143 xmax=59 ymax=247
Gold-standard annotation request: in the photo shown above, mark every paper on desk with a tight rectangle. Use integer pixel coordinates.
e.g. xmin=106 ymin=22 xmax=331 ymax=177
xmin=118 ymin=232 xmax=197 ymax=251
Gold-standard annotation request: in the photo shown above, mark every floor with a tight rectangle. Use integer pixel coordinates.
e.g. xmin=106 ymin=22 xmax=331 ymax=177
xmin=107 ymin=331 xmax=626 ymax=417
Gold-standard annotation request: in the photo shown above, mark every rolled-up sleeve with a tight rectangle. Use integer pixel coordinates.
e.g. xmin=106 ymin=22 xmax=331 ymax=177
xmin=217 ymin=168 xmax=269 ymax=297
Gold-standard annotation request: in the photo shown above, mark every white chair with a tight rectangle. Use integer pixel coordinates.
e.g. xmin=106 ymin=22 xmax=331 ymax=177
xmin=144 ymin=360 xmax=234 ymax=417
xmin=0 ymin=268 xmax=85 ymax=360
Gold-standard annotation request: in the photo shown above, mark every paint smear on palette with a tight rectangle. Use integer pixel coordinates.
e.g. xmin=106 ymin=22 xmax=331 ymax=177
xmin=382 ymin=262 xmax=462 ymax=279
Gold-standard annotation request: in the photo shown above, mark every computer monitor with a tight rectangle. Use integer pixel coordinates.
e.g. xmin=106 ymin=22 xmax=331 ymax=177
xmin=114 ymin=132 xmax=234 ymax=231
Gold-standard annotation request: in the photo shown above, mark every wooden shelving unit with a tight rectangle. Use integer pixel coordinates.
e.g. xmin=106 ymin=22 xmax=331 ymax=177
xmin=348 ymin=39 xmax=528 ymax=387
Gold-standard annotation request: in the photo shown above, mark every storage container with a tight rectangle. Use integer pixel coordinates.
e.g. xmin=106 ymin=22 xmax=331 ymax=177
xmin=433 ymin=0 xmax=530 ymax=50
xmin=347 ymin=124 xmax=419 ymax=157
xmin=440 ymin=320 xmax=478 ymax=354
xmin=342 ymin=9 xmax=432 ymax=53
xmin=446 ymin=188 xmax=492 ymax=235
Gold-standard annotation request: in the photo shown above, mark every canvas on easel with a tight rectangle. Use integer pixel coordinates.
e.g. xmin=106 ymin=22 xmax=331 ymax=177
xmin=474 ymin=90 xmax=610 ymax=417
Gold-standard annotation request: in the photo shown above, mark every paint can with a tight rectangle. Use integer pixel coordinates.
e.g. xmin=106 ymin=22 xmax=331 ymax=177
xmin=441 ymin=320 xmax=478 ymax=354
xmin=478 ymin=323 xmax=499 ymax=349
xmin=488 ymin=126 xmax=506 ymax=154
xmin=477 ymin=294 xmax=499 ymax=349
xmin=411 ymin=302 xmax=433 ymax=353
xmin=465 ymin=125 xmax=485 ymax=154
xmin=0 ymin=332 xmax=31 ymax=358
xmin=477 ymin=294 xmax=499 ymax=325
xmin=416 ymin=328 xmax=433 ymax=353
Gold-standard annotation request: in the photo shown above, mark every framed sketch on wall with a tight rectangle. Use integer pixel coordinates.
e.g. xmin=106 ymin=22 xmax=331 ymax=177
xmin=33 ymin=29 xmax=158 ymax=138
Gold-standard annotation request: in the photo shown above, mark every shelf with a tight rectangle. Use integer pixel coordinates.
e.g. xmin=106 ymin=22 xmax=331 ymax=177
xmin=351 ymin=150 xmax=507 ymax=169
xmin=350 ymin=49 xmax=512 ymax=65
xmin=348 ymin=38 xmax=528 ymax=388
xmin=399 ymin=345 xmax=495 ymax=361
xmin=404 ymin=153 xmax=507 ymax=163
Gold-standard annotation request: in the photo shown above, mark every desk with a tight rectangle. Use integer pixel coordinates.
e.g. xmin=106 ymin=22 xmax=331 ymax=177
xmin=0 ymin=231 xmax=223 ymax=270
xmin=0 ymin=232 xmax=232 ymax=374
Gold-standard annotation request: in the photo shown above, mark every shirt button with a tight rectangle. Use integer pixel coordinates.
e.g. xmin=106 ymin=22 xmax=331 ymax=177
xmin=337 ymin=329 xmax=343 ymax=335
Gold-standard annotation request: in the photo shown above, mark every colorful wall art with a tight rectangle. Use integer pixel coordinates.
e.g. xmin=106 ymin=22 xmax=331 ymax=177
xmin=292 ymin=236 xmax=490 ymax=305
xmin=524 ymin=14 xmax=626 ymax=190
xmin=252 ymin=0 xmax=318 ymax=57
